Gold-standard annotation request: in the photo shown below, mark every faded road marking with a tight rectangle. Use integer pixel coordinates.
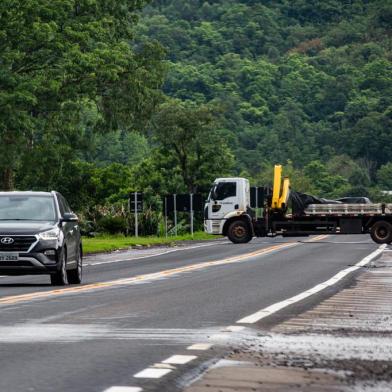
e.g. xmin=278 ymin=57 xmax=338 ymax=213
xmin=0 ymin=326 xmax=225 ymax=344
xmin=86 ymin=241 xmax=230 ymax=267
xmin=225 ymin=326 xmax=245 ymax=332
xmin=305 ymin=234 xmax=330 ymax=242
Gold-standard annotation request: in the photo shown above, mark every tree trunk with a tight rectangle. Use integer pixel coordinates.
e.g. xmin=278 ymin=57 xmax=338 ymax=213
xmin=2 ymin=167 xmax=14 ymax=191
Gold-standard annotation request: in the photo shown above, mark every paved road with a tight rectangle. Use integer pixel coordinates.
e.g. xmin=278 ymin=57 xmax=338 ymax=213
xmin=0 ymin=235 xmax=379 ymax=392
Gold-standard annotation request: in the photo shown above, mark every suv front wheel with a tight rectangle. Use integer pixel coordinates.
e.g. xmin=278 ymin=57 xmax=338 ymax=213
xmin=67 ymin=247 xmax=82 ymax=284
xmin=51 ymin=249 xmax=69 ymax=286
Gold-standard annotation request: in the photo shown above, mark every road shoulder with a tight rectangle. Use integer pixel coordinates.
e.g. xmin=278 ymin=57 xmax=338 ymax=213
xmin=184 ymin=246 xmax=392 ymax=391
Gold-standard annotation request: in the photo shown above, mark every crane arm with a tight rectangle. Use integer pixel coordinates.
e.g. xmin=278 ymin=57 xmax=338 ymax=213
xmin=271 ymin=164 xmax=290 ymax=210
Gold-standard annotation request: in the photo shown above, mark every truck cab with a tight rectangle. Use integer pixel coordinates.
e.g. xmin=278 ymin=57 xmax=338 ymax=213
xmin=204 ymin=177 xmax=251 ymax=237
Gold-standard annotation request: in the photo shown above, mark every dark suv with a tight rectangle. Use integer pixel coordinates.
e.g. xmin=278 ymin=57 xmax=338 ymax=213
xmin=0 ymin=191 xmax=82 ymax=285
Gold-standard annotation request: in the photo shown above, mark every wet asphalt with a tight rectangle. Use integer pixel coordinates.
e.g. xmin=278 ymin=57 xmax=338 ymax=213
xmin=0 ymin=234 xmax=379 ymax=392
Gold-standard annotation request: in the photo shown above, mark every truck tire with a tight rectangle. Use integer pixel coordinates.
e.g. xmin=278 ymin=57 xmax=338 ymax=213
xmin=370 ymin=221 xmax=392 ymax=244
xmin=227 ymin=220 xmax=252 ymax=244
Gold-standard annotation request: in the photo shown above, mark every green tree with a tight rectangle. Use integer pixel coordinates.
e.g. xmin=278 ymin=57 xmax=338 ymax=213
xmin=0 ymin=0 xmax=165 ymax=190
xmin=377 ymin=163 xmax=392 ymax=190
xmin=152 ymin=99 xmax=235 ymax=193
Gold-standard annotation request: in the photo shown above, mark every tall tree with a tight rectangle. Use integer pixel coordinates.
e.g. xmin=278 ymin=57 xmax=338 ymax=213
xmin=0 ymin=0 xmax=165 ymax=190
xmin=152 ymin=99 xmax=234 ymax=193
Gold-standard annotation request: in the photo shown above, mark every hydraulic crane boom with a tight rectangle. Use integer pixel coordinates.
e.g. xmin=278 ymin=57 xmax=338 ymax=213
xmin=271 ymin=164 xmax=290 ymax=211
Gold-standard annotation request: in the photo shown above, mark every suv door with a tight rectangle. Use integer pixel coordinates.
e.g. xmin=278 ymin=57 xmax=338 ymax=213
xmin=57 ymin=194 xmax=77 ymax=265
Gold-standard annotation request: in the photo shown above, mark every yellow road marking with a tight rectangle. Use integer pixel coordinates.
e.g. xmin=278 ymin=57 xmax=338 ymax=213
xmin=0 ymin=235 xmax=331 ymax=306
xmin=0 ymin=242 xmax=298 ymax=306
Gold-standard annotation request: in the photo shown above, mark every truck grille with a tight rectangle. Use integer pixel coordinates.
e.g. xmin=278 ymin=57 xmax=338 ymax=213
xmin=0 ymin=236 xmax=37 ymax=252
xmin=212 ymin=221 xmax=221 ymax=234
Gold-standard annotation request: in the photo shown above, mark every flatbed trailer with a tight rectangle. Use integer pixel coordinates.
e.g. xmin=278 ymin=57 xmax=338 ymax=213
xmin=204 ymin=166 xmax=392 ymax=244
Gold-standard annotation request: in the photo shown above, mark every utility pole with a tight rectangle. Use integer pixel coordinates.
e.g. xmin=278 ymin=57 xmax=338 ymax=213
xmin=164 ymin=196 xmax=168 ymax=238
xmin=134 ymin=192 xmax=138 ymax=238
xmin=190 ymin=193 xmax=194 ymax=237
xmin=173 ymin=194 xmax=177 ymax=236
xmin=255 ymin=186 xmax=258 ymax=220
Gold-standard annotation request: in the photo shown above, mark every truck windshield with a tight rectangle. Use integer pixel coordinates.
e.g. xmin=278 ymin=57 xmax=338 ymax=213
xmin=212 ymin=182 xmax=237 ymax=200
xmin=0 ymin=196 xmax=56 ymax=221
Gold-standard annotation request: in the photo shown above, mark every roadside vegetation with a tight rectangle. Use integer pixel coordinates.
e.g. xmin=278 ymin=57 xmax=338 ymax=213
xmin=0 ymin=0 xmax=391 ymax=237
xmin=83 ymin=232 xmax=219 ymax=254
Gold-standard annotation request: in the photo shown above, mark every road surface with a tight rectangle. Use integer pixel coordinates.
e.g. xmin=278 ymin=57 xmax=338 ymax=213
xmin=0 ymin=235 xmax=379 ymax=392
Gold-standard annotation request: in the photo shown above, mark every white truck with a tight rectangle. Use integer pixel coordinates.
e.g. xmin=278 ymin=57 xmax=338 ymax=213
xmin=204 ymin=165 xmax=392 ymax=245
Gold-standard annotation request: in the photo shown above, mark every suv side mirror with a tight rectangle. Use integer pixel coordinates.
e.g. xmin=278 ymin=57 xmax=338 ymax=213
xmin=61 ymin=212 xmax=78 ymax=223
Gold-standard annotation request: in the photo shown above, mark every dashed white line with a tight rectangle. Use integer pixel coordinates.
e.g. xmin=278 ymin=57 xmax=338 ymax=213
xmin=162 ymin=355 xmax=197 ymax=365
xmin=133 ymin=368 xmax=172 ymax=379
xmin=237 ymin=244 xmax=386 ymax=324
xmin=151 ymin=363 xmax=176 ymax=369
xmin=103 ymin=387 xmax=142 ymax=392
xmin=187 ymin=343 xmax=211 ymax=351
xmin=225 ymin=325 xmax=245 ymax=332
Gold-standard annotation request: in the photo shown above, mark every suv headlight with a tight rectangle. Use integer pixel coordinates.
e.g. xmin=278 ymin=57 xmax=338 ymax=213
xmin=38 ymin=228 xmax=60 ymax=241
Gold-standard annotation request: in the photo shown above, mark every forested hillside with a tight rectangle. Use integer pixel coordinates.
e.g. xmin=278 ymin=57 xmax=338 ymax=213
xmin=1 ymin=0 xmax=391 ymax=234
xmin=138 ymin=0 xmax=392 ymax=197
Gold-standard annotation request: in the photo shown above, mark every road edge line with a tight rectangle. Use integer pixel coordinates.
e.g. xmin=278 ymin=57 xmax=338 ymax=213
xmin=236 ymin=244 xmax=387 ymax=324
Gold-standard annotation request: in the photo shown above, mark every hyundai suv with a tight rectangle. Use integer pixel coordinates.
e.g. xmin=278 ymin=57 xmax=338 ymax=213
xmin=0 ymin=191 xmax=82 ymax=285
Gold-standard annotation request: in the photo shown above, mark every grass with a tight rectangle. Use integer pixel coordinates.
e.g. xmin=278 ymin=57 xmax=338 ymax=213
xmin=82 ymin=231 xmax=220 ymax=254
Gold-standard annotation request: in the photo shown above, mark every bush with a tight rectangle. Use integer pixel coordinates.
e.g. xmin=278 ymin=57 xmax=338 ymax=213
xmin=97 ymin=216 xmax=128 ymax=234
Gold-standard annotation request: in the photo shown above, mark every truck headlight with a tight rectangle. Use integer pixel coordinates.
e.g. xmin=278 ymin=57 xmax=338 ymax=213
xmin=38 ymin=228 xmax=60 ymax=241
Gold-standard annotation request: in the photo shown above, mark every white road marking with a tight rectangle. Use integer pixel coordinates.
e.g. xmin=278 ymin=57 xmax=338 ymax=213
xmin=237 ymin=244 xmax=386 ymax=324
xmin=86 ymin=241 xmax=230 ymax=266
xmin=151 ymin=363 xmax=176 ymax=369
xmin=187 ymin=343 xmax=211 ymax=350
xmin=225 ymin=325 xmax=245 ymax=332
xmin=134 ymin=368 xmax=172 ymax=379
xmin=305 ymin=234 xmax=330 ymax=242
xmin=103 ymin=387 xmax=142 ymax=392
xmin=162 ymin=355 xmax=197 ymax=365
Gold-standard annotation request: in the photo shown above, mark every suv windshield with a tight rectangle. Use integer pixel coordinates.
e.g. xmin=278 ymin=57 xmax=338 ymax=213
xmin=0 ymin=196 xmax=56 ymax=221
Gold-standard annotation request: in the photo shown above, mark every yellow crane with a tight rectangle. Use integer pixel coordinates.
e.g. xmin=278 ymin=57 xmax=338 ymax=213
xmin=271 ymin=164 xmax=290 ymax=210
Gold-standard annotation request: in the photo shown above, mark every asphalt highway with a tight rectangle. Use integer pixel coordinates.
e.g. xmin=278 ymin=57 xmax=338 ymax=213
xmin=0 ymin=234 xmax=380 ymax=392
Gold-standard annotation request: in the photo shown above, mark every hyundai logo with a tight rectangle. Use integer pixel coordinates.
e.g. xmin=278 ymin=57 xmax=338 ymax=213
xmin=1 ymin=237 xmax=14 ymax=245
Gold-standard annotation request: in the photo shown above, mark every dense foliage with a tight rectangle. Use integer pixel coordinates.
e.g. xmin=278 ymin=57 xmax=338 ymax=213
xmin=1 ymin=0 xmax=391 ymax=233
xmin=139 ymin=0 xmax=392 ymax=194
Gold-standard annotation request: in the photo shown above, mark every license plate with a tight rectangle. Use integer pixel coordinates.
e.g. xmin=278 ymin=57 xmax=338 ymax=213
xmin=0 ymin=253 xmax=19 ymax=262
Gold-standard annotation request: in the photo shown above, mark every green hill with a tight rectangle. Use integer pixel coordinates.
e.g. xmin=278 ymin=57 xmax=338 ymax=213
xmin=1 ymin=0 xmax=391 ymax=229
xmin=138 ymin=0 xmax=392 ymax=191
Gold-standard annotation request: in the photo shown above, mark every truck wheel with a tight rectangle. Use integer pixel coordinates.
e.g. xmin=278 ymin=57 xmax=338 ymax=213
xmin=227 ymin=220 xmax=252 ymax=244
xmin=370 ymin=221 xmax=392 ymax=244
